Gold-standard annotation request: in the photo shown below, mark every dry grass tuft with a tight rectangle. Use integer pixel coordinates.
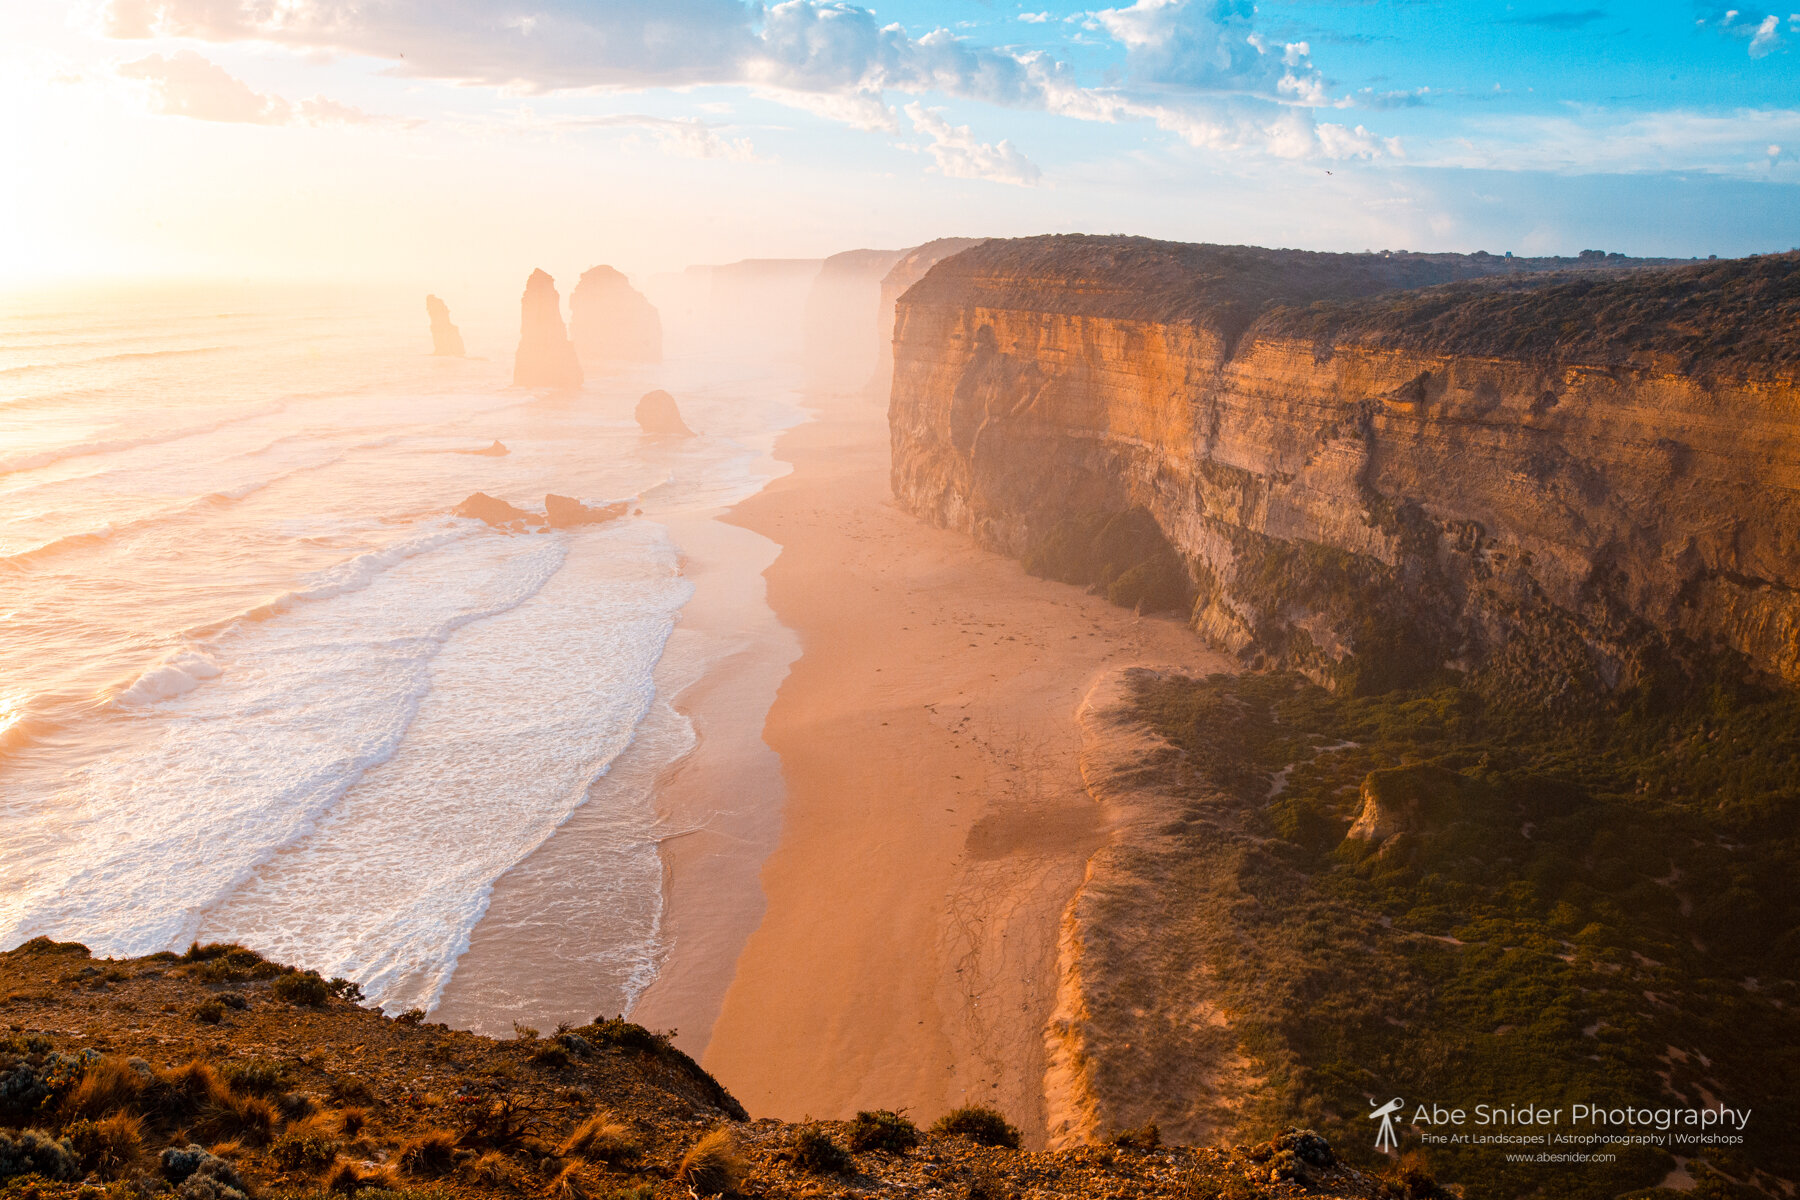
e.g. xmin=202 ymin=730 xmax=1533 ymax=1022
xmin=325 ymin=1159 xmax=397 ymax=1194
xmin=676 ymin=1128 xmax=744 ymax=1197
xmin=63 ymin=1055 xmax=149 ymax=1120
xmin=467 ymin=1150 xmax=527 ymax=1190
xmin=557 ymin=1111 xmax=639 ymax=1166
xmin=545 ymin=1162 xmax=591 ymax=1200
xmin=66 ymin=1111 xmax=144 ymax=1178
xmin=337 ymin=1107 xmax=368 ymax=1137
xmin=398 ymin=1128 xmax=458 ymax=1177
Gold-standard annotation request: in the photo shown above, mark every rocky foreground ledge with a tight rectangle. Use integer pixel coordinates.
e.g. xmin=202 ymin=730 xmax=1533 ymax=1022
xmin=0 ymin=940 xmax=1448 ymax=1200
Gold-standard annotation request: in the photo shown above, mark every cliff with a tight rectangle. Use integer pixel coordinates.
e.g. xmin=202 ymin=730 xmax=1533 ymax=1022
xmin=569 ymin=266 xmax=662 ymax=369
xmin=801 ymin=248 xmax=906 ymax=393
xmin=889 ymin=236 xmax=1800 ymax=696
xmin=870 ymin=238 xmax=985 ymax=398
xmin=512 ymin=269 xmax=583 ymax=390
xmin=0 ymin=940 xmax=1421 ymax=1200
xmin=426 ymin=295 xmax=465 ymax=357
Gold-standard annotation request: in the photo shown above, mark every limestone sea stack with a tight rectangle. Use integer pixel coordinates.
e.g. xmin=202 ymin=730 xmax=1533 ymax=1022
xmin=635 ymin=389 xmax=694 ymax=437
xmin=570 ymin=266 xmax=662 ymax=369
xmin=545 ymin=494 xmax=628 ymax=527
xmin=426 ymin=294 xmax=465 ymax=357
xmin=452 ymin=492 xmax=535 ymax=528
xmin=512 ymin=269 xmax=583 ymax=390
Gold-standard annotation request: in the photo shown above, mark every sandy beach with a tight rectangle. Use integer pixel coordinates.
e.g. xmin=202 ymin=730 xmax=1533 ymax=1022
xmin=681 ymin=387 xmax=1227 ymax=1145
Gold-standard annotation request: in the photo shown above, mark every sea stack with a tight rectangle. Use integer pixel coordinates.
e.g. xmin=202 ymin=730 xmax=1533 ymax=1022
xmin=512 ymin=269 xmax=583 ymax=390
xmin=570 ymin=266 xmax=663 ymax=369
xmin=635 ymin=389 xmax=694 ymax=437
xmin=426 ymin=294 xmax=465 ymax=357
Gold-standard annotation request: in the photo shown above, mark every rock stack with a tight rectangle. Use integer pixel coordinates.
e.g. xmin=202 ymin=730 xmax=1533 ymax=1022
xmin=570 ymin=266 xmax=662 ymax=369
xmin=426 ymin=294 xmax=465 ymax=357
xmin=512 ymin=269 xmax=583 ymax=390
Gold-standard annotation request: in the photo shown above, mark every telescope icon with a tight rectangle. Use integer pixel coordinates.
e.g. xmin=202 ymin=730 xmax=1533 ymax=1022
xmin=1369 ymin=1097 xmax=1404 ymax=1153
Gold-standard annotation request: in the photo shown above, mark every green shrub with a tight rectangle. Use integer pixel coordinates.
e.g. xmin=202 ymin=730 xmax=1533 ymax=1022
xmin=847 ymin=1109 xmax=920 ymax=1154
xmin=930 ymin=1106 xmax=1020 ymax=1149
xmin=272 ymin=1124 xmax=342 ymax=1171
xmin=224 ymin=1059 xmax=283 ymax=1094
xmin=273 ymin=971 xmax=331 ymax=1007
xmin=0 ymin=1128 xmax=78 ymax=1180
xmin=790 ymin=1127 xmax=852 ymax=1174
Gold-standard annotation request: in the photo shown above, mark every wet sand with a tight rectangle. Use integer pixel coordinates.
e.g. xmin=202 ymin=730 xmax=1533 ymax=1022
xmin=696 ymin=388 xmax=1226 ymax=1144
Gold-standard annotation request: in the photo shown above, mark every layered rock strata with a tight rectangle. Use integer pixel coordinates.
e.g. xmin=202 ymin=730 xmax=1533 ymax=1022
xmin=890 ymin=236 xmax=1800 ymax=692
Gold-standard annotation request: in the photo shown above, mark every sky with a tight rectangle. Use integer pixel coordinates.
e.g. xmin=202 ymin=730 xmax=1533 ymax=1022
xmin=3 ymin=0 xmax=1799 ymax=288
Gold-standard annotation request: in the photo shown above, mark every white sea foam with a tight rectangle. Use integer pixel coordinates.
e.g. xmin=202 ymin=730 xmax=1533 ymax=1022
xmin=0 ymin=289 xmax=804 ymax=1025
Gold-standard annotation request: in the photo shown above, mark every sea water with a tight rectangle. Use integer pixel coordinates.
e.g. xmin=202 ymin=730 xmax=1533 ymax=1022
xmin=0 ymin=282 xmax=800 ymax=1018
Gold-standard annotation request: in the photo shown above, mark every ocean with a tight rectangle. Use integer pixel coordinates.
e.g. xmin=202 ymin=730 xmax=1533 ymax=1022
xmin=0 ymin=281 xmax=801 ymax=1026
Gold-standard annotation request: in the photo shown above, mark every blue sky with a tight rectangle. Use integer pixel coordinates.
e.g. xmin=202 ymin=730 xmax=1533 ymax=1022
xmin=2 ymin=1 xmax=1798 ymax=283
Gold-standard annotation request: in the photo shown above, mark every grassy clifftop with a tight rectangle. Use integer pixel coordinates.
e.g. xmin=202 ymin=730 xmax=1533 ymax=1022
xmin=0 ymin=939 xmax=1438 ymax=1200
xmin=898 ymin=234 xmax=1683 ymax=350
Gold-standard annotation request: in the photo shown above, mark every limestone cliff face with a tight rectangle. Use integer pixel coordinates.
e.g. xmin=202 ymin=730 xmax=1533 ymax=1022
xmin=426 ymin=294 xmax=465 ymax=357
xmin=570 ymin=265 xmax=662 ymax=369
xmin=891 ymin=237 xmax=1800 ymax=691
xmin=513 ymin=269 xmax=583 ymax=390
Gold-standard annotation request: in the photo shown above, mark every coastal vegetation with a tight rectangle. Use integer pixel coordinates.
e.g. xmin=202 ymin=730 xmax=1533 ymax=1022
xmin=0 ymin=938 xmax=1438 ymax=1200
xmin=1129 ymin=665 xmax=1800 ymax=1198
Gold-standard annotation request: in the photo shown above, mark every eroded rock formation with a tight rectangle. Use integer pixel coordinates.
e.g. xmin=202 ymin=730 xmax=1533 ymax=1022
xmin=570 ymin=265 xmax=662 ymax=369
xmin=426 ymin=294 xmax=465 ymax=357
xmin=890 ymin=236 xmax=1799 ymax=694
xmin=512 ymin=269 xmax=583 ymax=390
xmin=453 ymin=492 xmax=535 ymax=528
xmin=636 ymin=389 xmax=694 ymax=437
xmin=545 ymin=494 xmax=627 ymax=527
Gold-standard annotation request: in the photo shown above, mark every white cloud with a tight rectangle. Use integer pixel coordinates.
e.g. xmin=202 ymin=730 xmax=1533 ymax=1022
xmin=1750 ymin=13 xmax=1782 ymax=54
xmin=99 ymin=0 xmax=1386 ymax=167
xmin=117 ymin=50 xmax=413 ymax=127
xmin=118 ymin=49 xmax=290 ymax=124
xmin=904 ymin=102 xmax=1042 ymax=185
xmin=1415 ymin=105 xmax=1800 ymax=176
xmin=1020 ymin=12 xmax=1051 ymax=23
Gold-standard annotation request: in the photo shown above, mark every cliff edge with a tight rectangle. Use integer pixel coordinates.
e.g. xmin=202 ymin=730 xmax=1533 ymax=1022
xmin=889 ymin=235 xmax=1800 ymax=697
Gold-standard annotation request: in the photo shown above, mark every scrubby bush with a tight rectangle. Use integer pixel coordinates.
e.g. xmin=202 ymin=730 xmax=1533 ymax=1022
xmin=529 ymin=1042 xmax=571 ymax=1069
xmin=790 ymin=1127 xmax=852 ymax=1174
xmin=1107 ymin=1122 xmax=1160 ymax=1151
xmin=223 ymin=1059 xmax=283 ymax=1095
xmin=66 ymin=1113 xmax=144 ymax=1177
xmin=676 ymin=1129 xmax=744 ymax=1197
xmin=931 ymin=1106 xmax=1021 ymax=1149
xmin=272 ymin=1120 xmax=343 ymax=1171
xmin=328 ymin=978 xmax=364 ymax=1003
xmin=848 ymin=1109 xmax=920 ymax=1154
xmin=397 ymin=1130 xmax=457 ymax=1177
xmin=0 ymin=1128 xmax=78 ymax=1181
xmin=273 ymin=971 xmax=331 ymax=1007
xmin=194 ymin=1000 xmax=225 ymax=1024
xmin=559 ymin=1112 xmax=640 ymax=1166
xmin=394 ymin=1009 xmax=426 ymax=1027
